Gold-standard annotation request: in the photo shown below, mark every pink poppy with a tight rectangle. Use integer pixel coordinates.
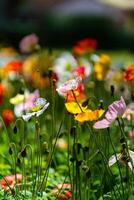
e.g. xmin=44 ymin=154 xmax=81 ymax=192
xmin=56 ymin=77 xmax=82 ymax=97
xmin=14 ymin=90 xmax=40 ymax=117
xmin=93 ymin=96 xmax=126 ymax=129
xmin=0 ymin=174 xmax=22 ymax=191
xmin=19 ymin=33 xmax=39 ymax=53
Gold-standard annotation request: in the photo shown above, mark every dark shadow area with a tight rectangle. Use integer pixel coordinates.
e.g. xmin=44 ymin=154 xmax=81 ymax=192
xmin=0 ymin=0 xmax=134 ymax=50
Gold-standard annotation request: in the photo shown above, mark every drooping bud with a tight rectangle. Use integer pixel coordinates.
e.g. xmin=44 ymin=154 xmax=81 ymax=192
xmin=9 ymin=147 xmax=13 ymax=155
xmin=110 ymin=85 xmax=115 ymax=97
xmin=21 ymin=148 xmax=27 ymax=158
xmin=13 ymin=125 xmax=17 ymax=134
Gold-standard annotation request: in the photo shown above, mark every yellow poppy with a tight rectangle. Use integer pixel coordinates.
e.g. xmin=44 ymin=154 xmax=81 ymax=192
xmin=65 ymin=102 xmax=87 ymax=114
xmin=10 ymin=94 xmax=26 ymax=105
xmin=94 ymin=54 xmax=111 ymax=81
xmin=74 ymin=109 xmax=105 ymax=122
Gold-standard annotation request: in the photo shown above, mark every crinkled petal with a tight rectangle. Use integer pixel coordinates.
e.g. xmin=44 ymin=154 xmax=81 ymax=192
xmin=109 ymin=154 xmax=121 ymax=167
xmin=93 ymin=119 xmax=111 ymax=129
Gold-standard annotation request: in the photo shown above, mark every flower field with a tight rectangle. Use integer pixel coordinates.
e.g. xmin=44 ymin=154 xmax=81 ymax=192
xmin=0 ymin=34 xmax=133 ymax=200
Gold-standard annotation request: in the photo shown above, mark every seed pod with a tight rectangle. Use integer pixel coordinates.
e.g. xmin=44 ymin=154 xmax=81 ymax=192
xmin=21 ymin=148 xmax=27 ymax=158
xmin=120 ymin=137 xmax=126 ymax=144
xmin=110 ymin=85 xmax=115 ymax=97
xmin=17 ymin=157 xmax=21 ymax=164
xmin=70 ymin=126 xmax=76 ymax=135
xmin=13 ymin=125 xmax=17 ymax=134
xmin=9 ymin=147 xmax=13 ymax=155
xmin=76 ymin=142 xmax=82 ymax=154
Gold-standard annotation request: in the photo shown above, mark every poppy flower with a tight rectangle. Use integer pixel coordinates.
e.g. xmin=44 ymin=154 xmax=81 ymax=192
xmin=123 ymin=103 xmax=134 ymax=121
xmin=109 ymin=150 xmax=134 ymax=170
xmin=2 ymin=109 xmax=14 ymax=126
xmin=56 ymin=77 xmax=82 ymax=98
xmin=75 ymin=109 xmax=105 ymax=123
xmin=4 ymin=60 xmax=23 ymax=73
xmin=94 ymin=54 xmax=111 ymax=81
xmin=22 ymin=97 xmax=49 ymax=121
xmin=124 ymin=64 xmax=134 ymax=83
xmin=65 ymin=102 xmax=87 ymax=114
xmin=93 ymin=96 xmax=126 ymax=129
xmin=10 ymin=90 xmax=39 ymax=117
xmin=10 ymin=93 xmax=29 ymax=105
xmin=0 ymin=83 xmax=6 ymax=105
xmin=0 ymin=174 xmax=22 ymax=191
xmin=19 ymin=33 xmax=39 ymax=53
xmin=73 ymin=38 xmax=97 ymax=55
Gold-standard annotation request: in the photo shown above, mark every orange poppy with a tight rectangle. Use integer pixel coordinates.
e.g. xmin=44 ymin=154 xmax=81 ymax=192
xmin=73 ymin=38 xmax=97 ymax=55
xmin=124 ymin=64 xmax=134 ymax=83
xmin=0 ymin=174 xmax=22 ymax=191
xmin=2 ymin=109 xmax=14 ymax=126
xmin=0 ymin=83 xmax=6 ymax=105
xmin=4 ymin=60 xmax=23 ymax=73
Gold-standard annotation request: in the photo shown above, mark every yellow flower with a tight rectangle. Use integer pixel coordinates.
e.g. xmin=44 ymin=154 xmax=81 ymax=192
xmin=99 ymin=54 xmax=111 ymax=66
xmin=65 ymin=102 xmax=87 ymax=114
xmin=74 ymin=109 xmax=105 ymax=122
xmin=10 ymin=94 xmax=26 ymax=105
xmin=10 ymin=93 xmax=29 ymax=105
xmin=94 ymin=54 xmax=111 ymax=81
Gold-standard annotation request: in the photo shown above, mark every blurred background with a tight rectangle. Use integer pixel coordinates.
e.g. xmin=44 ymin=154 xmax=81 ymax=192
xmin=0 ymin=0 xmax=134 ymax=50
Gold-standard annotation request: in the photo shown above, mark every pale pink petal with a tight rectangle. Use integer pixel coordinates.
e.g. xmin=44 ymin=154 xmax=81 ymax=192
xmin=56 ymin=77 xmax=82 ymax=97
xmin=108 ymin=154 xmax=121 ymax=167
xmin=125 ymin=150 xmax=134 ymax=170
xmin=105 ymin=106 xmax=117 ymax=122
xmin=93 ymin=119 xmax=111 ymax=129
xmin=111 ymin=96 xmax=126 ymax=117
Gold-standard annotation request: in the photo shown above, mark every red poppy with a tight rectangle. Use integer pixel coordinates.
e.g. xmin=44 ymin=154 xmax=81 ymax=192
xmin=0 ymin=174 xmax=22 ymax=191
xmin=2 ymin=109 xmax=14 ymax=126
xmin=0 ymin=84 xmax=6 ymax=105
xmin=73 ymin=66 xmax=85 ymax=78
xmin=4 ymin=60 xmax=23 ymax=73
xmin=124 ymin=64 xmax=134 ymax=83
xmin=73 ymin=38 xmax=97 ymax=55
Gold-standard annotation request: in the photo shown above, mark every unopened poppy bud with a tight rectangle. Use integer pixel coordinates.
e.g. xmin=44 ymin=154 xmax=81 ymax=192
xmin=120 ymin=137 xmax=125 ymax=144
xmin=76 ymin=142 xmax=82 ymax=154
xmin=110 ymin=85 xmax=115 ymax=97
xmin=13 ymin=125 xmax=17 ymax=134
xmin=77 ymin=160 xmax=82 ymax=167
xmin=9 ymin=147 xmax=13 ymax=155
xmin=70 ymin=126 xmax=76 ymax=135
xmin=21 ymin=148 xmax=27 ymax=158
xmin=17 ymin=158 xmax=21 ymax=164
